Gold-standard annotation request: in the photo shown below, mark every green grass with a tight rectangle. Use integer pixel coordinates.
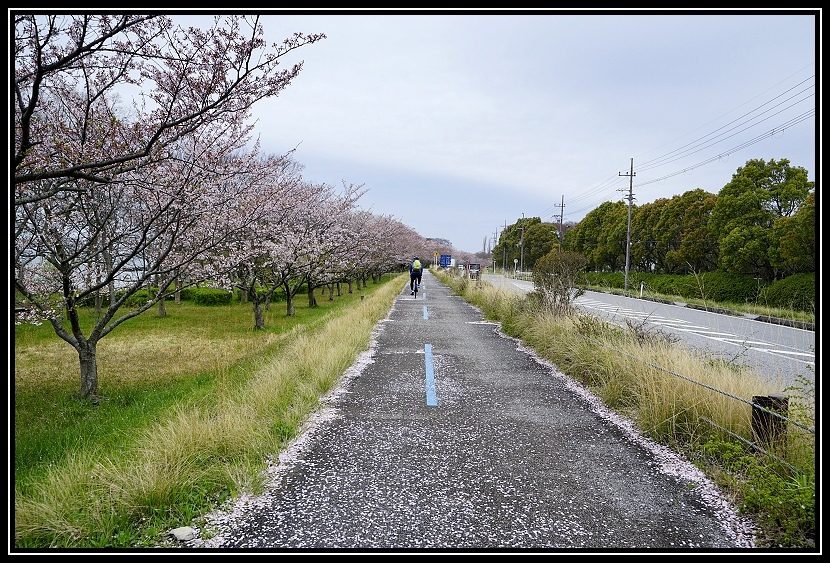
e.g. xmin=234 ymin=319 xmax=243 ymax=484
xmin=15 ymin=293 xmax=337 ymax=486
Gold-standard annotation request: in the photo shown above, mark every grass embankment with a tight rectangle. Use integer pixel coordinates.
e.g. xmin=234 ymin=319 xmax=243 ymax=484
xmin=14 ymin=274 xmax=405 ymax=549
xmin=437 ymin=270 xmax=815 ymax=550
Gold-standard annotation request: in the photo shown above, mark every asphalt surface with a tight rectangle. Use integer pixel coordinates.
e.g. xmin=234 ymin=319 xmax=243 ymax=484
xmin=178 ymin=269 xmax=757 ymax=552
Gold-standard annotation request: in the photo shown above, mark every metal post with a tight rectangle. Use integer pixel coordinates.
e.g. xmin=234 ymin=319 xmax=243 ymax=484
xmin=752 ymin=394 xmax=789 ymax=451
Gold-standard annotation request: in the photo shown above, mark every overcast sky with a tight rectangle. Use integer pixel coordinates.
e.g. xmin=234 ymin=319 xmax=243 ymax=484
xmin=177 ymin=9 xmax=817 ymax=254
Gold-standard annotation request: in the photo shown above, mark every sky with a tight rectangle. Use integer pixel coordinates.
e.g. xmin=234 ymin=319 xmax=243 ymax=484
xmin=175 ymin=9 xmax=818 ymax=255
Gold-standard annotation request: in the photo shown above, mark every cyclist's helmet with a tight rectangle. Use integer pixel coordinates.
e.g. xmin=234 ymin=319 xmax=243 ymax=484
xmin=413 ymin=256 xmax=419 ymax=261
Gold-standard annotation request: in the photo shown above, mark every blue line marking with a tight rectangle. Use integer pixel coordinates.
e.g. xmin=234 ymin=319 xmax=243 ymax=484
xmin=423 ymin=305 xmax=428 ymax=320
xmin=424 ymin=343 xmax=437 ymax=406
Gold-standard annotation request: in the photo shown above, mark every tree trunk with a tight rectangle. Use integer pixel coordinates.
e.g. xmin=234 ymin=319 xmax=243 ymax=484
xmin=328 ymin=284 xmax=335 ymax=300
xmin=284 ymin=283 xmax=295 ymax=317
xmin=155 ymin=273 xmax=166 ymax=317
xmin=78 ymin=341 xmax=99 ymax=399
xmin=253 ymin=298 xmax=265 ymax=330
xmin=308 ymin=284 xmax=318 ymax=307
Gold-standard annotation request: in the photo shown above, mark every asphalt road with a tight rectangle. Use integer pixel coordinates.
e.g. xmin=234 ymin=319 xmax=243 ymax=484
xmin=176 ymin=270 xmax=757 ymax=552
xmin=481 ymin=273 xmax=815 ymax=390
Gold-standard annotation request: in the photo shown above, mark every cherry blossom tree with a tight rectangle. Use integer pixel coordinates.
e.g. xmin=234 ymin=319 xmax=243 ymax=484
xmin=354 ymin=214 xmax=423 ymax=287
xmin=14 ymin=14 xmax=325 ymax=206
xmin=298 ymin=210 xmax=419 ymax=300
xmin=13 ymin=14 xmax=326 ymax=400
xmin=266 ymin=181 xmax=367 ymax=317
xmin=303 ymin=190 xmax=384 ymax=307
xmin=323 ymin=209 xmax=384 ymax=296
xmin=205 ymin=155 xmax=308 ymax=330
xmin=305 ymin=219 xmax=361 ymax=305
xmin=15 ymin=138 xmax=286 ymax=399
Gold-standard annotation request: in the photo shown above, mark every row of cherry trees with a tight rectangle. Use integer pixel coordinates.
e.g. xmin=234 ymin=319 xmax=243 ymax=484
xmin=205 ymin=168 xmax=425 ymax=330
xmin=13 ymin=15 xmax=428 ymax=400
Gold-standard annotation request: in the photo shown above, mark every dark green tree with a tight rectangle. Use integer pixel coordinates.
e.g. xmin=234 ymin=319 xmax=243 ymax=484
xmin=567 ymin=200 xmax=628 ymax=272
xmin=522 ymin=218 xmax=559 ymax=271
xmin=493 ymin=220 xmax=523 ymax=273
xmin=493 ymin=216 xmax=556 ymax=273
xmin=630 ymin=199 xmax=666 ymax=274
xmin=709 ymin=158 xmax=813 ymax=281
xmin=659 ymin=189 xmax=719 ymax=274
xmin=772 ymin=191 xmax=815 ymax=274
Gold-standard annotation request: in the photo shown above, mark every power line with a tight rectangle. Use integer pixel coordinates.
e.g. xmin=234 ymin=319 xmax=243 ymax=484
xmin=636 ymin=102 xmax=814 ymax=175
xmin=635 ymin=110 xmax=814 ymax=188
xmin=637 ymin=75 xmax=814 ymax=171
xmin=560 ymin=72 xmax=814 ymax=222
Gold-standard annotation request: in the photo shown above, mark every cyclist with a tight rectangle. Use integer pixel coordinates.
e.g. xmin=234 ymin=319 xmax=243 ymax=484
xmin=409 ymin=256 xmax=423 ymax=295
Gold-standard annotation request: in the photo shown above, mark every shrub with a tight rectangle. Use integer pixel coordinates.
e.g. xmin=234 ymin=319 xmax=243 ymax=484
xmin=532 ymin=250 xmax=587 ymax=313
xmin=681 ymin=271 xmax=760 ymax=303
xmin=762 ymin=273 xmax=815 ymax=313
xmin=123 ymin=288 xmax=155 ymax=307
xmin=175 ymin=286 xmax=194 ymax=302
xmin=121 ymin=286 xmax=196 ymax=307
xmin=189 ymin=288 xmax=233 ymax=306
xmin=638 ymin=274 xmax=686 ymax=297
xmin=579 ymin=271 xmax=624 ymax=289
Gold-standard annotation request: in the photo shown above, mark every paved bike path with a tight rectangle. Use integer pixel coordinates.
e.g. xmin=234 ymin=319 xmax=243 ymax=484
xmin=185 ymin=270 xmax=755 ymax=552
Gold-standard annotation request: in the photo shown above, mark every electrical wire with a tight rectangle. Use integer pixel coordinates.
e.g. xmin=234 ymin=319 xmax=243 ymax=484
xmin=560 ymin=71 xmax=815 ymax=223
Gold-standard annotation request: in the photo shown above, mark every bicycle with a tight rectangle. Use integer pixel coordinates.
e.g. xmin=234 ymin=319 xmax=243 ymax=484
xmin=412 ymin=278 xmax=420 ymax=299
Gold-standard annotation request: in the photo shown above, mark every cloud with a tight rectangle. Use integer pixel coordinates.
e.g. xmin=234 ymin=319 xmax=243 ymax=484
xmin=214 ymin=10 xmax=816 ymax=253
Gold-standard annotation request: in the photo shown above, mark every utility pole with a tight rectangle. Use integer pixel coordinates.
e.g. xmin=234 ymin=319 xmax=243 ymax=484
xmin=502 ymin=221 xmax=507 ymax=273
xmin=492 ymin=231 xmax=498 ymax=273
xmin=519 ymin=213 xmax=525 ymax=274
xmin=493 ymin=230 xmax=498 ymax=273
xmin=553 ymin=196 xmax=565 ymax=252
xmin=619 ymin=158 xmax=635 ymax=292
